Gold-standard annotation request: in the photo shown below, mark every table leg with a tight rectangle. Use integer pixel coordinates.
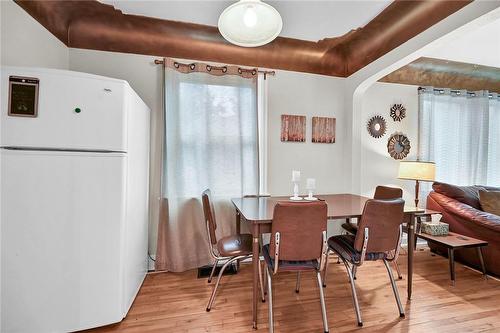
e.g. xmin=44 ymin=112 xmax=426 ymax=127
xmin=236 ymin=211 xmax=241 ymax=235
xmin=252 ymin=223 xmax=260 ymax=329
xmin=236 ymin=211 xmax=241 ymax=271
xmin=415 ymin=216 xmax=422 ymax=250
xmin=448 ymin=248 xmax=455 ymax=286
xmin=407 ymin=214 xmax=415 ymax=299
xmin=477 ymin=247 xmax=487 ymax=279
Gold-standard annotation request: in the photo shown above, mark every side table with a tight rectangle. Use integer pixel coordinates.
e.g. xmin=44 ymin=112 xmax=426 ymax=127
xmin=415 ymin=230 xmax=488 ymax=285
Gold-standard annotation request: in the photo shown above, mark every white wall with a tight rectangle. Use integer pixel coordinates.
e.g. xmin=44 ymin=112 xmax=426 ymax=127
xmin=0 ymin=1 xmax=69 ymax=69
xmin=4 ymin=0 xmax=497 ymax=256
xmin=69 ymin=48 xmax=163 ymax=255
xmin=424 ymin=18 xmax=500 ymax=68
xmin=344 ymin=3 xmax=500 ymax=197
xmin=360 ymin=82 xmax=419 ymax=205
xmin=267 ymin=70 xmax=347 ymax=196
xmin=68 ymin=49 xmax=350 ymax=252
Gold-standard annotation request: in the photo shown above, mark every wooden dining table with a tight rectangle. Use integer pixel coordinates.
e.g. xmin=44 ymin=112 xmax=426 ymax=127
xmin=231 ymin=193 xmax=429 ymax=329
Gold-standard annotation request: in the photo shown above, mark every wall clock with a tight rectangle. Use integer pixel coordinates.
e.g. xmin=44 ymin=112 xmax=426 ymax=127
xmin=387 ymin=133 xmax=411 ymax=160
xmin=390 ymin=103 xmax=406 ymax=121
xmin=367 ymin=115 xmax=387 ymax=138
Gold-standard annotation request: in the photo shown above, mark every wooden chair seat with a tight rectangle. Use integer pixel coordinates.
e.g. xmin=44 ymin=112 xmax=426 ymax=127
xmin=341 ymin=222 xmax=358 ymax=235
xmin=217 ymin=233 xmax=253 ymax=257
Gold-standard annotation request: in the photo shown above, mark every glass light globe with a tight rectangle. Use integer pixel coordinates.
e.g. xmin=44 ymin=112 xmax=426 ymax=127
xmin=243 ymin=5 xmax=257 ymax=27
xmin=218 ymin=0 xmax=283 ymax=47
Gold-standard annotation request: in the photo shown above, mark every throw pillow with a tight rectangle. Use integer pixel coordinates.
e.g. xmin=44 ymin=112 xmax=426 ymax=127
xmin=479 ymin=190 xmax=500 ymax=216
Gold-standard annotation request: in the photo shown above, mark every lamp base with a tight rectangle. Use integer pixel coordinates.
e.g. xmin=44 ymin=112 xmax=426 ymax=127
xmin=414 ymin=180 xmax=420 ymax=208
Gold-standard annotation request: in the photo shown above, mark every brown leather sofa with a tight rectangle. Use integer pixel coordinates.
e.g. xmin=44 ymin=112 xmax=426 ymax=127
xmin=426 ymin=182 xmax=500 ymax=277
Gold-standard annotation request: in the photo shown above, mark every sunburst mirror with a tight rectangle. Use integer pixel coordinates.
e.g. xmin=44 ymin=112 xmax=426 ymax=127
xmin=387 ymin=133 xmax=411 ymax=160
xmin=390 ymin=103 xmax=406 ymax=121
xmin=367 ymin=115 xmax=387 ymax=138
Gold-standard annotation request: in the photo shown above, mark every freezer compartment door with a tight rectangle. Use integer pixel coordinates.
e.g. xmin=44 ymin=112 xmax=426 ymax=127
xmin=1 ymin=68 xmax=127 ymax=151
xmin=1 ymin=150 xmax=127 ymax=333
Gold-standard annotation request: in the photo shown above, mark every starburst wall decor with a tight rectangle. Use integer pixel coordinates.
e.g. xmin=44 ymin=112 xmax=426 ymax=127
xmin=390 ymin=103 xmax=406 ymax=122
xmin=367 ymin=115 xmax=387 ymax=138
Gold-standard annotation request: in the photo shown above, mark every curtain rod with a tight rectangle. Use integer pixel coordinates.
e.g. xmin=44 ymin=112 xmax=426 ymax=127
xmin=418 ymin=86 xmax=498 ymax=99
xmin=154 ymin=59 xmax=276 ymax=78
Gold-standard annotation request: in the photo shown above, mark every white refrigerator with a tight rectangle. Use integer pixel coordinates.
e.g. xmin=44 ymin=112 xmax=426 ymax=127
xmin=1 ymin=67 xmax=150 ymax=332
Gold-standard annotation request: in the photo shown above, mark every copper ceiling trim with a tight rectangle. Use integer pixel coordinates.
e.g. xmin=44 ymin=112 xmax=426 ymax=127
xmin=15 ymin=0 xmax=471 ymax=77
xmin=380 ymin=57 xmax=500 ymax=93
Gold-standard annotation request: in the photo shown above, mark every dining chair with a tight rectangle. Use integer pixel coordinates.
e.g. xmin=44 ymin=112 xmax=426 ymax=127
xmin=202 ymin=189 xmax=264 ymax=312
xmin=338 ymin=185 xmax=404 ymax=280
xmin=262 ymin=201 xmax=330 ymax=333
xmin=341 ymin=186 xmax=403 ymax=233
xmin=328 ymin=198 xmax=406 ymax=327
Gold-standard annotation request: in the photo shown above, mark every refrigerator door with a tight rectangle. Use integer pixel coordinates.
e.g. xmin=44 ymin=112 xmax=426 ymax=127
xmin=1 ymin=149 xmax=127 ymax=333
xmin=1 ymin=67 xmax=127 ymax=151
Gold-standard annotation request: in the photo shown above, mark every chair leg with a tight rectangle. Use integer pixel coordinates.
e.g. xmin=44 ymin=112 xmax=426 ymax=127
xmin=295 ymin=271 xmax=301 ymax=293
xmin=316 ymin=271 xmax=329 ymax=333
xmin=383 ymin=259 xmax=405 ymax=318
xmin=393 ymin=259 xmax=403 ymax=280
xmin=323 ymin=252 xmax=330 ymax=287
xmin=258 ymin=260 xmax=266 ymax=302
xmin=208 ymin=259 xmax=218 ymax=283
xmin=264 ymin=263 xmax=268 ymax=295
xmin=343 ymin=260 xmax=362 ymax=327
xmin=206 ymin=256 xmax=241 ymax=311
xmin=352 ymin=265 xmax=358 ymax=280
xmin=266 ymin=266 xmax=274 ymax=333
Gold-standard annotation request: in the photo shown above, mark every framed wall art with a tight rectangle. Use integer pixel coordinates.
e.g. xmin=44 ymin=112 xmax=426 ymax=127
xmin=281 ymin=114 xmax=306 ymax=142
xmin=311 ymin=116 xmax=336 ymax=143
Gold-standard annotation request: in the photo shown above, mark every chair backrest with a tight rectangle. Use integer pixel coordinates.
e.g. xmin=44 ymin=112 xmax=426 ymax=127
xmin=269 ymin=201 xmax=328 ymax=261
xmin=202 ymin=189 xmax=217 ymax=245
xmin=374 ymin=186 xmax=403 ymax=200
xmin=354 ymin=198 xmax=405 ymax=253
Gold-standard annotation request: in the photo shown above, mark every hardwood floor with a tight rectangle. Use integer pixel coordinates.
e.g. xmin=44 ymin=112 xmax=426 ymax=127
xmin=85 ymin=248 xmax=500 ymax=333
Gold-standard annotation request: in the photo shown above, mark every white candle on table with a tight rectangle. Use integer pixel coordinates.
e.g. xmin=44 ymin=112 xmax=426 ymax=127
xmin=306 ymin=178 xmax=316 ymax=190
xmin=306 ymin=178 xmax=316 ymax=199
xmin=291 ymin=170 xmax=301 ymax=182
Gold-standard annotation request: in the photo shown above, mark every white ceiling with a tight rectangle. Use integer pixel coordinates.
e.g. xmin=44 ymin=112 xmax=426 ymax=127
xmin=99 ymin=0 xmax=392 ymax=41
xmin=425 ymin=19 xmax=500 ymax=68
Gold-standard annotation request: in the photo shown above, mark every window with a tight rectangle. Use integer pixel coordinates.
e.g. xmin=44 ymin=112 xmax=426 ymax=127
xmin=418 ymin=88 xmax=500 ymax=187
xmin=164 ymin=72 xmax=259 ymax=199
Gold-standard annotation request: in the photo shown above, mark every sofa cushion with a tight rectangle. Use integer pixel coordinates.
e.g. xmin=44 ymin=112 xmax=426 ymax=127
xmin=479 ymin=190 xmax=500 ymax=216
xmin=432 ymin=182 xmax=485 ymax=209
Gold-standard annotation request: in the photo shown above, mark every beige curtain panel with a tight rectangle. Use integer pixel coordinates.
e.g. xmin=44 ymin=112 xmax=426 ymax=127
xmin=155 ymin=59 xmax=259 ymax=272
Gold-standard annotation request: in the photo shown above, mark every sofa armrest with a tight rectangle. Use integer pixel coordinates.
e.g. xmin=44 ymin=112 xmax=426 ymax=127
xmin=428 ymin=192 xmax=500 ymax=233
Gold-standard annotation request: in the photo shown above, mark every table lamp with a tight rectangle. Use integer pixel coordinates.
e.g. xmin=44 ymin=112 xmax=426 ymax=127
xmin=398 ymin=161 xmax=436 ymax=207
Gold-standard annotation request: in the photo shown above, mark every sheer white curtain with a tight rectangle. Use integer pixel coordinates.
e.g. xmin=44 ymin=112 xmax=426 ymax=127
xmin=419 ymin=88 xmax=500 ymax=193
xmin=156 ymin=65 xmax=259 ymax=272
xmin=488 ymin=93 xmax=500 ymax=186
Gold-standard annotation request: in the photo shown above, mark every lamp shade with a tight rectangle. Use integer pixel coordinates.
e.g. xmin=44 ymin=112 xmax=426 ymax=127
xmin=218 ymin=0 xmax=283 ymax=47
xmin=398 ymin=161 xmax=436 ymax=181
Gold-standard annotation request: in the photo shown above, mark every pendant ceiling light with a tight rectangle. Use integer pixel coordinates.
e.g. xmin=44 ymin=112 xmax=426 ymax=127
xmin=218 ymin=0 xmax=283 ymax=47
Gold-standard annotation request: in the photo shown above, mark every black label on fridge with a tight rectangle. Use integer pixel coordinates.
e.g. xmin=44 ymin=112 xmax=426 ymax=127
xmin=8 ymin=76 xmax=39 ymax=117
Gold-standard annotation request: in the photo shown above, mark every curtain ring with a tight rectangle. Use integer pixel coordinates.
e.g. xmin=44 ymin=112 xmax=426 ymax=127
xmin=206 ymin=65 xmax=211 ymax=71
xmin=222 ymin=66 xmax=227 ymax=73
xmin=190 ymin=64 xmax=196 ymax=70
xmin=252 ymin=69 xmax=257 ymax=75
xmin=174 ymin=62 xmax=180 ymax=68
xmin=238 ymin=68 xmax=242 ymax=74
